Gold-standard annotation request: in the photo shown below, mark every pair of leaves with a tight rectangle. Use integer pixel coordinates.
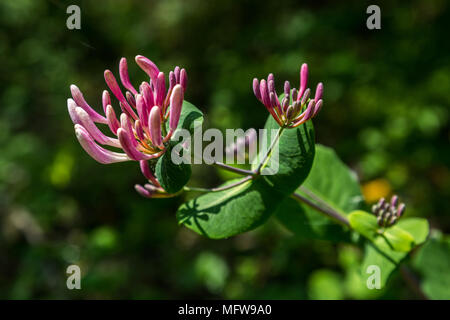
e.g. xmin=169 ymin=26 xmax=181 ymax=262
xmin=276 ymin=144 xmax=364 ymax=241
xmin=155 ymin=101 xmax=203 ymax=193
xmin=349 ymin=211 xmax=416 ymax=252
xmin=360 ymin=217 xmax=429 ymax=287
xmin=176 ymin=115 xmax=316 ymax=239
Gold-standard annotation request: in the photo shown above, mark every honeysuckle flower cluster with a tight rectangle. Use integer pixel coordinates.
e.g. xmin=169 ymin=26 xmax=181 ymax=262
xmin=252 ymin=63 xmax=323 ymax=128
xmin=67 ymin=55 xmax=187 ymax=196
xmin=372 ymin=195 xmax=406 ymax=227
xmin=67 ymin=55 xmax=186 ymax=165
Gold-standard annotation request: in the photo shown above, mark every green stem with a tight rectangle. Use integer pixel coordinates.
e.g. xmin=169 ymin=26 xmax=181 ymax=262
xmin=255 ymin=126 xmax=284 ymax=175
xmin=291 ymin=191 xmax=350 ymax=227
xmin=298 ymin=186 xmax=348 ymax=217
xmin=183 ymin=175 xmax=252 ymax=193
xmin=212 ymin=161 xmax=255 ymax=176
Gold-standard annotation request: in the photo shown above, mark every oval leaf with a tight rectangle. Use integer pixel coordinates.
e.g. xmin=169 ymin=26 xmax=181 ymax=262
xmin=252 ymin=115 xmax=315 ymax=194
xmin=155 ymin=149 xmax=191 ymax=194
xmin=176 ymin=178 xmax=281 ymax=239
xmin=276 ymin=144 xmax=363 ymax=241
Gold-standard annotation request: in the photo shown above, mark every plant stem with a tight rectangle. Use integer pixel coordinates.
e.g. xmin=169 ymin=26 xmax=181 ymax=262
xmin=298 ymin=186 xmax=347 ymax=217
xmin=183 ymin=175 xmax=252 ymax=193
xmin=400 ymin=265 xmax=429 ymax=300
xmin=291 ymin=192 xmax=350 ymax=227
xmin=255 ymin=126 xmax=284 ymax=174
xmin=212 ymin=161 xmax=255 ymax=176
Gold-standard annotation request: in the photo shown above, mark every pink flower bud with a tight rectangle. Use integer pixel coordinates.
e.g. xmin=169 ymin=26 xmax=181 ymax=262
xmin=135 ymin=55 xmax=160 ymax=83
xmin=169 ymin=84 xmax=184 ymax=131
xmin=299 ymin=63 xmax=308 ymax=99
xmin=180 ymin=68 xmax=187 ymax=91
xmin=155 ymin=72 xmax=166 ymax=107
xmin=102 ymin=90 xmax=111 ymax=114
xmin=70 ymin=85 xmax=107 ymax=124
xmin=149 ymin=106 xmax=163 ymax=148
xmin=75 ymin=125 xmax=129 ymax=164
xmin=119 ymin=58 xmax=137 ymax=95
xmin=139 ymin=160 xmax=161 ymax=187
xmin=106 ymin=105 xmax=120 ymax=135
xmin=253 ymin=78 xmax=261 ymax=101
xmin=314 ymin=82 xmax=323 ymax=102
xmin=136 ymin=94 xmax=148 ymax=129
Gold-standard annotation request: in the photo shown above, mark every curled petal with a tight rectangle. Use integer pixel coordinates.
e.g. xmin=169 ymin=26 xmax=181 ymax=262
xmin=75 ymin=124 xmax=129 ymax=164
xmin=169 ymin=84 xmax=184 ymax=131
xmin=70 ymin=85 xmax=107 ymax=124
xmin=67 ymin=98 xmax=80 ymax=124
xmin=118 ymin=128 xmax=147 ymax=161
xmin=106 ymin=105 xmax=120 ymax=135
xmin=119 ymin=58 xmax=138 ymax=94
xmin=102 ymin=90 xmax=111 ymax=114
xmin=75 ymin=107 xmax=121 ymax=147
xmin=299 ymin=63 xmax=308 ymax=99
xmin=139 ymin=160 xmax=161 ymax=187
xmin=149 ymin=106 xmax=163 ymax=148
xmin=135 ymin=55 xmax=159 ymax=83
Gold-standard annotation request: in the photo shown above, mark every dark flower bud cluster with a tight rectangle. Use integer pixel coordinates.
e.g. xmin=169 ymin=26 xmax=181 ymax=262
xmin=371 ymin=195 xmax=406 ymax=227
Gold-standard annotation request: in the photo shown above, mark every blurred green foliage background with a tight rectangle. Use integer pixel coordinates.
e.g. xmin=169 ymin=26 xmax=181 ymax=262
xmin=0 ymin=0 xmax=448 ymax=299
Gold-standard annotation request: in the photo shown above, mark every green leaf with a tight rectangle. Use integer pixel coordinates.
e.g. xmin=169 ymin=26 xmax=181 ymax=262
xmin=276 ymin=144 xmax=363 ymax=241
xmin=383 ymin=227 xmax=414 ymax=252
xmin=252 ymin=115 xmax=315 ymax=194
xmin=348 ymin=211 xmax=378 ymax=240
xmin=275 ymin=197 xmax=350 ymax=241
xmin=360 ymin=217 xmax=429 ymax=287
xmin=413 ymin=232 xmax=450 ymax=299
xmin=176 ymin=178 xmax=281 ymax=239
xmin=156 ymin=100 xmax=202 ymax=193
xmin=155 ymin=148 xmax=191 ymax=194
xmin=349 ymin=210 xmax=415 ymax=252
xmin=168 ymin=100 xmax=203 ymax=135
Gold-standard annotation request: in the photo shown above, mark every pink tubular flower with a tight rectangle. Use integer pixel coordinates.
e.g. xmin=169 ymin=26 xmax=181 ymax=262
xmin=67 ymin=55 xmax=187 ymax=165
xmin=134 ymin=160 xmax=175 ymax=199
xmin=252 ymin=63 xmax=323 ymax=128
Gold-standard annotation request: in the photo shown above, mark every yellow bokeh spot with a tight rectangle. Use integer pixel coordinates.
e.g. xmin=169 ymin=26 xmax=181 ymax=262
xmin=49 ymin=150 xmax=74 ymax=187
xmin=362 ymin=178 xmax=391 ymax=203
